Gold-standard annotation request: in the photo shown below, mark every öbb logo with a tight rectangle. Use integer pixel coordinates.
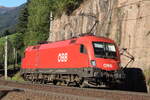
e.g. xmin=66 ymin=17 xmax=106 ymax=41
xmin=58 ymin=53 xmax=68 ymax=62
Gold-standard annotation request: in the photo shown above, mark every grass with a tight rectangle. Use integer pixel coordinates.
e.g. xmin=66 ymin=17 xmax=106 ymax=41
xmin=9 ymin=72 xmax=25 ymax=82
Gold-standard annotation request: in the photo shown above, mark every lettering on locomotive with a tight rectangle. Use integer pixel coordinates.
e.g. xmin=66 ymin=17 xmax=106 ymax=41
xmin=103 ymin=64 xmax=113 ymax=68
xmin=58 ymin=53 xmax=68 ymax=62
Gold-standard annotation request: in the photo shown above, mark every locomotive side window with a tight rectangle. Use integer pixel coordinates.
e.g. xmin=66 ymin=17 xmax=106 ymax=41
xmin=80 ymin=44 xmax=87 ymax=54
xmin=93 ymin=42 xmax=117 ymax=59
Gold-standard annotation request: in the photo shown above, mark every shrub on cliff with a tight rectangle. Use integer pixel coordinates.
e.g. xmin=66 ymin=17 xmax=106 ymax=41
xmin=50 ymin=0 xmax=83 ymax=17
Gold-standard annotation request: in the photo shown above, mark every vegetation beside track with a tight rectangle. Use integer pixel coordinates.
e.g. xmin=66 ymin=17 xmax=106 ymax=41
xmin=144 ymin=69 xmax=150 ymax=87
xmin=10 ymin=72 xmax=25 ymax=82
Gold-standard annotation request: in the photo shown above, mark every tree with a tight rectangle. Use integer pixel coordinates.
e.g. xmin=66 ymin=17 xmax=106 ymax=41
xmin=0 ymin=43 xmax=4 ymax=67
xmin=24 ymin=0 xmax=50 ymax=47
xmin=15 ymin=3 xmax=29 ymax=60
xmin=49 ymin=0 xmax=83 ymax=17
xmin=16 ymin=3 xmax=29 ymax=34
xmin=3 ymin=30 xmax=10 ymax=36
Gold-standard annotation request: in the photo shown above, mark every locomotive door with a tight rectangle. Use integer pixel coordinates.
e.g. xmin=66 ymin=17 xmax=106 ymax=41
xmin=34 ymin=45 xmax=40 ymax=68
xmin=79 ymin=44 xmax=90 ymax=67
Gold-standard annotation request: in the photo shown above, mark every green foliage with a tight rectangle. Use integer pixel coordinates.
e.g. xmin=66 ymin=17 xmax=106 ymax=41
xmin=11 ymin=33 xmax=25 ymax=62
xmin=12 ymin=33 xmax=24 ymax=50
xmin=0 ymin=37 xmax=5 ymax=67
xmin=0 ymin=0 xmax=83 ymax=67
xmin=11 ymin=72 xmax=25 ymax=82
xmin=50 ymin=0 xmax=83 ymax=17
xmin=3 ymin=29 xmax=11 ymax=36
xmin=24 ymin=0 xmax=50 ymax=46
xmin=17 ymin=4 xmax=29 ymax=34
xmin=0 ymin=34 xmax=21 ymax=68
xmin=15 ymin=3 xmax=29 ymax=60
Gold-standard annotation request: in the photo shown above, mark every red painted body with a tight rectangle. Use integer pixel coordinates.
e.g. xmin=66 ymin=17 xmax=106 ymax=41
xmin=22 ymin=35 xmax=120 ymax=71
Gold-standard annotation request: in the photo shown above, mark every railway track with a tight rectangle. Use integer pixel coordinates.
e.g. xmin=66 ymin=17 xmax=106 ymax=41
xmin=0 ymin=80 xmax=149 ymax=100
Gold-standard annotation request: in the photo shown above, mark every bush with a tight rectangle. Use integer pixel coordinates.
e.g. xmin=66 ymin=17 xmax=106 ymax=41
xmin=11 ymin=72 xmax=25 ymax=82
xmin=0 ymin=34 xmax=22 ymax=67
xmin=50 ymin=0 xmax=83 ymax=17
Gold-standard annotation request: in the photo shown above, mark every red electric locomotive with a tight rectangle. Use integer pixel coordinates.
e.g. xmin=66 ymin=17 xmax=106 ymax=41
xmin=21 ymin=35 xmax=125 ymax=87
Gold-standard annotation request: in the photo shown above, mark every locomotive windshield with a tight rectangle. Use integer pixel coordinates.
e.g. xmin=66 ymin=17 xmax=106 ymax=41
xmin=93 ymin=42 xmax=117 ymax=59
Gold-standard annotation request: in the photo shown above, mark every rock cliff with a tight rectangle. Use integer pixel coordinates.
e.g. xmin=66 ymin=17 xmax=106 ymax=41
xmin=48 ymin=0 xmax=150 ymax=70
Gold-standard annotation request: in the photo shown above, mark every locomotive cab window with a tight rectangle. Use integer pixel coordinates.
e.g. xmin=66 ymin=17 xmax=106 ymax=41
xmin=92 ymin=42 xmax=117 ymax=59
xmin=80 ymin=44 xmax=87 ymax=54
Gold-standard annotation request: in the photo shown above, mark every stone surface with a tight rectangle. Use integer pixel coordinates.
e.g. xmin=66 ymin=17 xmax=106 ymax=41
xmin=48 ymin=0 xmax=150 ymax=70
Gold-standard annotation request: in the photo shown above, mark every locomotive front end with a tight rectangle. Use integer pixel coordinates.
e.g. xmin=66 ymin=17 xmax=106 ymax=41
xmin=83 ymin=37 xmax=125 ymax=87
xmin=92 ymin=42 xmax=120 ymax=70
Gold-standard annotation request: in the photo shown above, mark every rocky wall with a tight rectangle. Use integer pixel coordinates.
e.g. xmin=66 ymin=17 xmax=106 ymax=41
xmin=48 ymin=0 xmax=150 ymax=70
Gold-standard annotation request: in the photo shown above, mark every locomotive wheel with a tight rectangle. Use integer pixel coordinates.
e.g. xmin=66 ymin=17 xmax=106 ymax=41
xmin=123 ymin=68 xmax=147 ymax=92
xmin=79 ymin=80 xmax=89 ymax=88
xmin=22 ymin=74 xmax=31 ymax=81
xmin=41 ymin=80 xmax=46 ymax=84
xmin=56 ymin=81 xmax=61 ymax=85
xmin=53 ymin=80 xmax=58 ymax=85
xmin=80 ymin=82 xmax=86 ymax=88
xmin=22 ymin=74 xmax=27 ymax=81
xmin=31 ymin=74 xmax=36 ymax=84
xmin=53 ymin=80 xmax=63 ymax=86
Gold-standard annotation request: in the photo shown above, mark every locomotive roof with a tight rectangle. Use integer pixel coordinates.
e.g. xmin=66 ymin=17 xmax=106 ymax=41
xmin=25 ymin=35 xmax=115 ymax=51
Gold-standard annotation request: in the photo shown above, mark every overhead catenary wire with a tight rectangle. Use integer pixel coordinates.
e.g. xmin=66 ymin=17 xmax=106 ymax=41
xmin=78 ymin=0 xmax=149 ymax=34
xmin=79 ymin=0 xmax=147 ymax=20
xmin=46 ymin=0 xmax=150 ymax=42
xmin=100 ymin=14 xmax=150 ymax=25
xmin=102 ymin=0 xmax=147 ymax=13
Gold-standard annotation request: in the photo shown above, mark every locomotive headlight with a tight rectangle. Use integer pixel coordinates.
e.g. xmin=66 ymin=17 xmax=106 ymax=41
xmin=91 ymin=60 xmax=96 ymax=67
